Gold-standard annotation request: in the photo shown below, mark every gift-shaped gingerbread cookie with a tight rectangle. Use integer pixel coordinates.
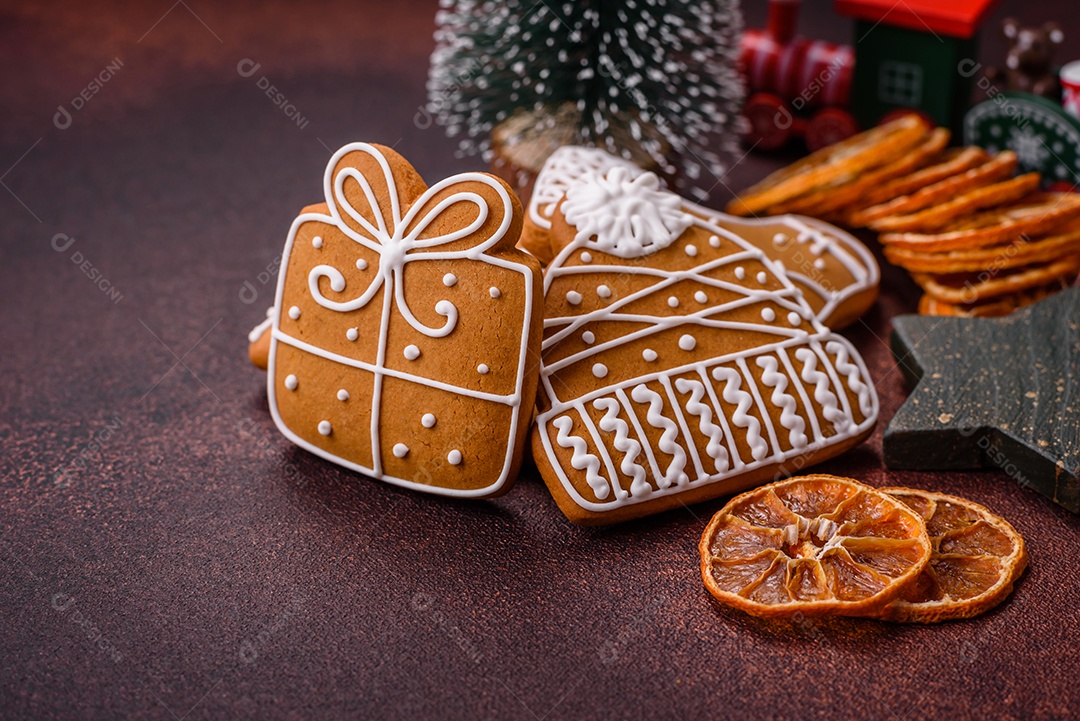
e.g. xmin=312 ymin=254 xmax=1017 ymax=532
xmin=533 ymin=167 xmax=878 ymax=524
xmin=521 ymin=146 xmax=880 ymax=329
xmin=268 ymin=143 xmax=543 ymax=497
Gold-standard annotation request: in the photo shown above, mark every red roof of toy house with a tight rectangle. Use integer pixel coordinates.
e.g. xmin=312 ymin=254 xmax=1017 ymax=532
xmin=834 ymin=0 xmax=1000 ymax=39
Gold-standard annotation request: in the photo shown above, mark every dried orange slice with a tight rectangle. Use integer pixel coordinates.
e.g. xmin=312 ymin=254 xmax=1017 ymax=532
xmin=878 ymin=488 xmax=1027 ymax=623
xmin=700 ymin=475 xmax=932 ymax=619
xmin=726 ymin=115 xmax=929 ymax=217
xmin=868 ymin=172 xmax=1042 ymax=233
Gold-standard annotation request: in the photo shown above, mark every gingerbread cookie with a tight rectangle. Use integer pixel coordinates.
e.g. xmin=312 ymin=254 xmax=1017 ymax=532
xmin=266 ymin=142 xmax=543 ymax=497
xmin=522 ymin=146 xmax=879 ymax=329
xmin=532 ymin=168 xmax=879 ymax=524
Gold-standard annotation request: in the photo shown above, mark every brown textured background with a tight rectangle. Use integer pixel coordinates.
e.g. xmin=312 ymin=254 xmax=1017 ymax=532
xmin=1 ymin=1 xmax=1077 ymax=719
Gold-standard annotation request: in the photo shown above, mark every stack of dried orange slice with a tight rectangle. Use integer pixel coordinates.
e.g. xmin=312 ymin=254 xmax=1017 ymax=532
xmin=699 ymin=475 xmax=1027 ymax=623
xmin=726 ymin=116 xmax=1080 ymax=318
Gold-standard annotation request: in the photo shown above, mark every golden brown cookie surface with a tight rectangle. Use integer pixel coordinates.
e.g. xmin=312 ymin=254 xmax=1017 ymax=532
xmin=267 ymin=142 xmax=543 ymax=497
xmin=531 ymin=169 xmax=878 ymax=524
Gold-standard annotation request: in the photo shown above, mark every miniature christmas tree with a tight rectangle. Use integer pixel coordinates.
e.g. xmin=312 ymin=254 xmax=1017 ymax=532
xmin=427 ymin=0 xmax=745 ymax=200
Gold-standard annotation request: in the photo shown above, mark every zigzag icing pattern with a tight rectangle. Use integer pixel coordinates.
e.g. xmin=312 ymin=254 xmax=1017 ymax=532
xmin=794 ymin=347 xmax=849 ymax=433
xmin=826 ymin=340 xmax=873 ymax=417
xmin=756 ymin=355 xmax=809 ymax=450
xmin=593 ymin=398 xmax=649 ymax=498
xmin=630 ymin=384 xmax=688 ymax=488
xmin=552 ymin=415 xmax=609 ymax=500
xmin=533 ymin=164 xmax=879 ymax=515
xmin=674 ymin=378 xmax=730 ymax=473
xmin=710 ymin=366 xmax=769 ymax=462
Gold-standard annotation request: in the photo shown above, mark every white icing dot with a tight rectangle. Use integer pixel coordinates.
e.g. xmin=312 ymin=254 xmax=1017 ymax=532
xmin=566 ymin=291 xmax=582 ymax=305
xmin=642 ymin=349 xmax=658 ymax=362
xmin=597 ymin=285 xmax=612 ymax=298
xmin=288 ymin=305 xmax=301 ymax=320
xmin=694 ymin=291 xmax=708 ymax=304
xmin=734 ymin=267 xmax=746 ymax=281
xmin=580 ymin=251 xmax=593 ymax=263
xmin=392 ymin=443 xmax=409 ymax=458
xmin=582 ymin=331 xmax=595 ymax=344
xmin=404 ymin=344 xmax=420 ymax=360
xmin=788 ymin=312 xmax=802 ymax=326
xmin=761 ymin=308 xmax=776 ymax=322
xmin=489 ymin=286 xmax=501 ymax=298
xmin=447 ymin=450 xmax=462 ymax=465
xmin=284 ymin=374 xmax=298 ymax=390
xmin=667 ymin=296 xmax=679 ymax=308
xmin=757 ymin=271 xmax=768 ymax=285
xmin=685 ymin=244 xmax=698 ymax=257
xmin=773 ymin=232 xmax=787 ymax=244
xmin=679 ymin=334 xmax=697 ymax=351
xmin=443 ymin=273 xmax=457 ymax=287
xmin=356 ymin=258 xmax=368 ymax=270
xmin=709 ymin=235 xmax=721 ymax=248
xmin=421 ymin=413 xmax=436 ymax=428
xmin=337 ymin=389 xmax=349 ymax=401
xmin=312 ymin=236 xmax=323 ymax=248
xmin=477 ymin=364 xmax=490 ymax=374
xmin=592 ymin=363 xmax=608 ymax=378
xmin=317 ymin=420 xmax=332 ymax=436
xmin=346 ymin=327 xmax=359 ymax=341
xmin=814 ymin=258 xmax=827 ymax=270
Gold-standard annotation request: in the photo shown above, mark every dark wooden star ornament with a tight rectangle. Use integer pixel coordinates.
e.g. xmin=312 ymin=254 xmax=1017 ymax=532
xmin=884 ymin=287 xmax=1080 ymax=514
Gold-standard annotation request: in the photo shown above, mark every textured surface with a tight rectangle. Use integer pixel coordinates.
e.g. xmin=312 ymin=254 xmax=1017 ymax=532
xmin=1 ymin=1 xmax=1078 ymax=720
xmin=885 ymin=289 xmax=1080 ymax=513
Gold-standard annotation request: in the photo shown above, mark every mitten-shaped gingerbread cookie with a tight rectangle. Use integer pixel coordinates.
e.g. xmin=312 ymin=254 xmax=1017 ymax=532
xmin=521 ymin=146 xmax=879 ymax=329
xmin=268 ymin=143 xmax=543 ymax=497
xmin=533 ymin=168 xmax=878 ymax=524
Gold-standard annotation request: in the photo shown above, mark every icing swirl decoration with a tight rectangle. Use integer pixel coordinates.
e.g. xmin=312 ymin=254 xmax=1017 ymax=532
xmin=561 ymin=168 xmax=692 ymax=259
xmin=305 ymin=143 xmax=513 ymax=338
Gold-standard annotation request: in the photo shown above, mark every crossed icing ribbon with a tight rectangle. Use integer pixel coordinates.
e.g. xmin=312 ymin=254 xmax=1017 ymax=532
xmin=306 ymin=143 xmax=513 ymax=338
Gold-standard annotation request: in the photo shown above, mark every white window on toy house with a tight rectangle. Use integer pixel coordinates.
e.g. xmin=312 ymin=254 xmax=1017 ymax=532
xmin=877 ymin=61 xmax=923 ymax=106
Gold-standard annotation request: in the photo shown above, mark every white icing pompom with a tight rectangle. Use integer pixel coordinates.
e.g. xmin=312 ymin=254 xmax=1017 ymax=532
xmin=312 ymin=236 xmax=323 ymax=248
xmin=447 ymin=450 xmax=462 ymax=465
xmin=679 ymin=334 xmax=697 ymax=351
xmin=443 ymin=273 xmax=457 ymax=287
xmin=561 ymin=168 xmax=691 ymax=258
xmin=566 ymin=290 xmax=582 ymax=305
xmin=346 ymin=327 xmax=359 ymax=341
xmin=582 ymin=331 xmax=595 ymax=344
xmin=489 ymin=286 xmax=501 ymax=298
xmin=592 ymin=363 xmax=608 ymax=378
xmin=761 ymin=308 xmax=776 ymax=322
xmin=337 ymin=389 xmax=349 ymax=401
xmin=318 ymin=420 xmax=332 ymax=436
xmin=288 ymin=305 xmax=301 ymax=320
xmin=477 ymin=364 xmax=490 ymax=374
xmin=404 ymin=344 xmax=420 ymax=360
xmin=421 ymin=413 xmax=436 ymax=428
xmin=284 ymin=374 xmax=298 ymax=390
xmin=642 ymin=349 xmax=658 ymax=362
xmin=393 ymin=443 xmax=409 ymax=458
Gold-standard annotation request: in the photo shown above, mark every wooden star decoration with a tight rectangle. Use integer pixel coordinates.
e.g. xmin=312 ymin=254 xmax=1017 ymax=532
xmin=884 ymin=287 xmax=1080 ymax=514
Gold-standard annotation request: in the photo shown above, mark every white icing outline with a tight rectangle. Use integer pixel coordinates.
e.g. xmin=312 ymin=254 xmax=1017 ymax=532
xmin=533 ymin=175 xmax=879 ymax=513
xmin=267 ymin=142 xmax=536 ymax=498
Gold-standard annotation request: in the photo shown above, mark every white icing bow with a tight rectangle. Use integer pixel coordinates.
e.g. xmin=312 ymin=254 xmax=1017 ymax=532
xmin=306 ymin=143 xmax=513 ymax=337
